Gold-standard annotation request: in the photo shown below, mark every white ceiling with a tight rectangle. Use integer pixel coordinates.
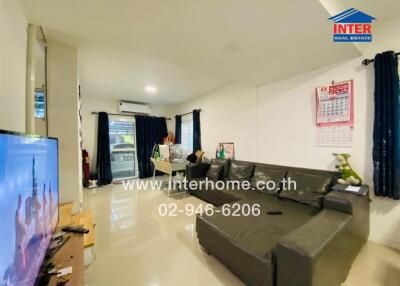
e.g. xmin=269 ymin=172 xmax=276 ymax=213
xmin=19 ymin=0 xmax=399 ymax=104
xmin=78 ymin=42 xmax=230 ymax=104
xmin=45 ymin=29 xmax=228 ymax=103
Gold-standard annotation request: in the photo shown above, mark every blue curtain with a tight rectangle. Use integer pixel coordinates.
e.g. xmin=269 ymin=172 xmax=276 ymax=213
xmin=373 ymin=51 xmax=400 ymax=200
xmin=175 ymin=115 xmax=182 ymax=144
xmin=96 ymin=112 xmax=113 ymax=185
xmin=193 ymin=109 xmax=201 ymax=151
xmin=135 ymin=115 xmax=168 ymax=178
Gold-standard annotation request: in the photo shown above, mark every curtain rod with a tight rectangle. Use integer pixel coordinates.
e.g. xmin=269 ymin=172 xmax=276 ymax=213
xmin=91 ymin=111 xmax=171 ymax=120
xmin=362 ymin=52 xmax=400 ymax=66
xmin=177 ymin=109 xmax=202 ymax=117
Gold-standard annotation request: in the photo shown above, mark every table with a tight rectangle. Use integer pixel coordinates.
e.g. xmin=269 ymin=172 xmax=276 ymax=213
xmin=48 ymin=234 xmax=84 ymax=286
xmin=150 ymin=158 xmax=188 ymax=196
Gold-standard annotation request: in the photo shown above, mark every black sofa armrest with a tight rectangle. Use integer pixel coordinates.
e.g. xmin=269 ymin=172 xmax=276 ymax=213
xmin=324 ymin=189 xmax=370 ymax=242
xmin=276 ymin=209 xmax=356 ymax=286
xmin=186 ymin=163 xmax=210 ymax=180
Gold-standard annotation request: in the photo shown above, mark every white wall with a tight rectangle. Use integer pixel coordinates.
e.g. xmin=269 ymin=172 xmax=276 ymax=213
xmin=34 ymin=39 xmax=46 ymax=89
xmin=168 ymin=19 xmax=400 ymax=249
xmin=80 ymin=96 xmax=172 ymax=172
xmin=361 ymin=17 xmax=400 ymax=58
xmin=81 ymin=96 xmax=119 ymax=171
xmin=170 ymin=67 xmax=369 ymax=167
xmin=47 ymin=39 xmax=82 ymax=212
xmin=0 ymin=0 xmax=27 ymax=132
xmin=257 ymin=58 xmax=372 ymax=176
xmin=168 ymin=83 xmax=258 ymax=161
xmin=171 ymin=58 xmax=372 ymax=178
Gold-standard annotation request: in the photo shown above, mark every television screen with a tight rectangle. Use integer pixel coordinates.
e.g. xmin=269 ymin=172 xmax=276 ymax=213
xmin=0 ymin=131 xmax=59 ymax=286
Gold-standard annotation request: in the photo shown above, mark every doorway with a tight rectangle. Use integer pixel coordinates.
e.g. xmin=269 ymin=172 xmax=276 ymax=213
xmin=108 ymin=116 xmax=139 ymax=180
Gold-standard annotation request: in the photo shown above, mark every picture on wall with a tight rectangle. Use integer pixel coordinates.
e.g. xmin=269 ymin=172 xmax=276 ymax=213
xmin=216 ymin=143 xmax=235 ymax=159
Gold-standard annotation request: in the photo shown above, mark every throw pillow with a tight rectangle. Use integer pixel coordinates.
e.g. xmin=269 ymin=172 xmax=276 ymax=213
xmin=250 ymin=166 xmax=286 ymax=195
xmin=279 ymin=171 xmax=333 ymax=208
xmin=206 ymin=162 xmax=224 ymax=181
xmin=228 ymin=161 xmax=254 ymax=181
xmin=211 ymin=158 xmax=231 ymax=180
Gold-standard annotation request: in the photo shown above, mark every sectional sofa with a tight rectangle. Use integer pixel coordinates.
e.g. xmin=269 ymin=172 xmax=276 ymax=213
xmin=186 ymin=159 xmax=370 ymax=286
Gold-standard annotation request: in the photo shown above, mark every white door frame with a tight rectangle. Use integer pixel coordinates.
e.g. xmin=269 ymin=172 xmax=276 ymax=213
xmin=108 ymin=115 xmax=139 ymax=180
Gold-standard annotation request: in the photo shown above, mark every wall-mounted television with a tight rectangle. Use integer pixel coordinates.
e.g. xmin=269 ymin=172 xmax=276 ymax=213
xmin=0 ymin=130 xmax=59 ymax=286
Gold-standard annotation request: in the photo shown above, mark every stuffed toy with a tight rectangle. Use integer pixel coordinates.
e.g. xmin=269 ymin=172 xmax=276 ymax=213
xmin=333 ymin=153 xmax=363 ymax=185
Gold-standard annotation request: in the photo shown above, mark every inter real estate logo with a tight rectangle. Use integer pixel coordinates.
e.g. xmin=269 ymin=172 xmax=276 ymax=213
xmin=328 ymin=8 xmax=376 ymax=42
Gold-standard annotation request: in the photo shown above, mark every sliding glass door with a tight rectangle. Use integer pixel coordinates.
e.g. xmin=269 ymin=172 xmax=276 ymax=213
xmin=108 ymin=116 xmax=138 ymax=180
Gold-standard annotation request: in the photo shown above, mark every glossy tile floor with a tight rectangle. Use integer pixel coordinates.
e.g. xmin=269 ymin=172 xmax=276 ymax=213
xmin=83 ymin=181 xmax=400 ymax=286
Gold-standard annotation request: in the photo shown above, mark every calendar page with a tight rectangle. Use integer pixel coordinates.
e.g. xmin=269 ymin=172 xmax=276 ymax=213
xmin=316 ymin=80 xmax=354 ymax=126
xmin=316 ymin=126 xmax=354 ymax=147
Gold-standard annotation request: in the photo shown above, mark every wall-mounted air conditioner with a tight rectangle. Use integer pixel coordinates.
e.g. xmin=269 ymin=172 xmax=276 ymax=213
xmin=119 ymin=101 xmax=151 ymax=115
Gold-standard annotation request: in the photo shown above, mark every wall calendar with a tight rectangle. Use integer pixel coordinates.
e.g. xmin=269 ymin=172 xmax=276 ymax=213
xmin=316 ymin=80 xmax=354 ymax=126
xmin=315 ymin=80 xmax=354 ymax=147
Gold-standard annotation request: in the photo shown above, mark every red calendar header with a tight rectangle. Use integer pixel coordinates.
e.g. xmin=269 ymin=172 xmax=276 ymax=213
xmin=316 ymin=80 xmax=354 ymax=127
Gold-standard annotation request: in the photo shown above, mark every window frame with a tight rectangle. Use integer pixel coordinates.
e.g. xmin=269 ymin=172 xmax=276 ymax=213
xmin=34 ymin=88 xmax=46 ymax=119
xmin=180 ymin=113 xmax=193 ymax=153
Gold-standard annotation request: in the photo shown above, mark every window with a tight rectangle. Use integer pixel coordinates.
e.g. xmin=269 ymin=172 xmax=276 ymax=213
xmin=181 ymin=114 xmax=193 ymax=153
xmin=34 ymin=89 xmax=46 ymax=119
xmin=109 ymin=118 xmax=138 ymax=180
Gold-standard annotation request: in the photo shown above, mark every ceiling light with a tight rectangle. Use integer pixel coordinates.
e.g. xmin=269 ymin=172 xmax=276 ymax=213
xmin=145 ymin=85 xmax=158 ymax=94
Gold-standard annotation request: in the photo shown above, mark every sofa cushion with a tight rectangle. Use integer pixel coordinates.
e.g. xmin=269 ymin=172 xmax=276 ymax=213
xmin=228 ymin=161 xmax=254 ymax=181
xmin=191 ymin=188 xmax=240 ymax=207
xmin=279 ymin=171 xmax=333 ymax=208
xmin=211 ymin=158 xmax=231 ymax=180
xmin=250 ymin=166 xmax=286 ymax=195
xmin=206 ymin=162 xmax=224 ymax=180
xmin=196 ymin=196 xmax=320 ymax=286
xmin=186 ymin=162 xmax=210 ymax=180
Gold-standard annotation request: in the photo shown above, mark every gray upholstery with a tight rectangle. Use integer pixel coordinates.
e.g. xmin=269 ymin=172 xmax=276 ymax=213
xmin=206 ymin=162 xmax=224 ymax=180
xmin=276 ymin=209 xmax=353 ymax=286
xmin=212 ymin=158 xmax=231 ymax=180
xmin=279 ymin=171 xmax=333 ymax=208
xmin=228 ymin=161 xmax=254 ymax=181
xmin=190 ymin=188 xmax=239 ymax=206
xmin=186 ymin=160 xmax=369 ymax=286
xmin=197 ymin=196 xmax=320 ymax=286
xmin=186 ymin=162 xmax=209 ymax=179
xmin=199 ymin=196 xmax=320 ymax=256
xmin=250 ymin=166 xmax=286 ymax=195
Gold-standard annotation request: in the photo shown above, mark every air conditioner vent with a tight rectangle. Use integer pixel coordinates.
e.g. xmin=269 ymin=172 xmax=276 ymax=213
xmin=119 ymin=101 xmax=151 ymax=114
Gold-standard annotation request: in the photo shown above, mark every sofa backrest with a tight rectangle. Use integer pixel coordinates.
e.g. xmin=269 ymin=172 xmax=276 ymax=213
xmin=210 ymin=159 xmax=341 ymax=180
xmin=232 ymin=160 xmax=341 ymax=182
xmin=210 ymin=159 xmax=341 ymax=190
xmin=228 ymin=161 xmax=254 ymax=181
xmin=279 ymin=170 xmax=335 ymax=208
xmin=230 ymin=160 xmax=341 ymax=208
xmin=211 ymin=158 xmax=231 ymax=180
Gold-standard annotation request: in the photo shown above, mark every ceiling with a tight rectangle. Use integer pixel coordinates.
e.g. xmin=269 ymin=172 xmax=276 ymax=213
xmin=78 ymin=44 xmax=228 ymax=104
xmin=45 ymin=29 xmax=228 ymax=104
xmin=19 ymin=0 xmax=399 ymax=104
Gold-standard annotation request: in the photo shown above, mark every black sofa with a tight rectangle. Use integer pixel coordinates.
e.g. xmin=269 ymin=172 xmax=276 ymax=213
xmin=186 ymin=159 xmax=369 ymax=286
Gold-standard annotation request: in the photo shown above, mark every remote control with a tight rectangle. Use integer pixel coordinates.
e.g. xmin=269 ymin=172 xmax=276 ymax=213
xmin=61 ymin=226 xmax=89 ymax=234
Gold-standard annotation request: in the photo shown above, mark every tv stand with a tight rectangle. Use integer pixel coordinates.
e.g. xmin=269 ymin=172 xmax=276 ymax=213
xmin=43 ymin=234 xmax=84 ymax=286
xmin=45 ymin=235 xmax=71 ymax=260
